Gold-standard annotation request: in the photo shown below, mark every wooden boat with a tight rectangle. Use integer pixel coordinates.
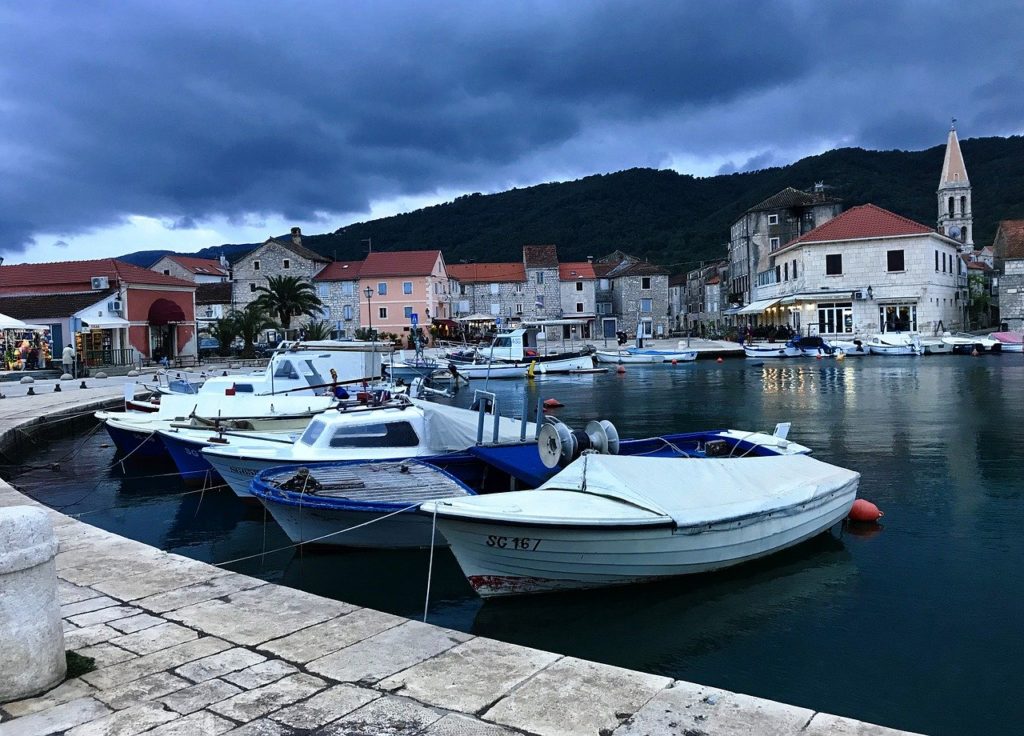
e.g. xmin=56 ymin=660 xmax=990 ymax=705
xmin=866 ymin=333 xmax=922 ymax=355
xmin=743 ymin=342 xmax=802 ymax=359
xmin=594 ymin=349 xmax=698 ymax=364
xmin=423 ymin=452 xmax=859 ymax=597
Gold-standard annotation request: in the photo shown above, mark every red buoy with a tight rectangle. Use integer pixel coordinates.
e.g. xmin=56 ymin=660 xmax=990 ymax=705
xmin=848 ymin=499 xmax=884 ymax=522
xmin=543 ymin=398 xmax=564 ymax=409
xmin=671 ymin=359 xmax=677 ymax=365
xmin=616 ymin=365 xmax=626 ymax=374
xmin=716 ymin=357 xmax=724 ymax=363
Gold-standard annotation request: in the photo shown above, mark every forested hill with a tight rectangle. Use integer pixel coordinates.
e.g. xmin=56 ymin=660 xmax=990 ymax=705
xmin=119 ymin=136 xmax=1024 ymax=271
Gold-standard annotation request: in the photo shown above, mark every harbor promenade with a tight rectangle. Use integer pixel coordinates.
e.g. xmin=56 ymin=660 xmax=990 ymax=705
xmin=0 ymin=385 xmax=919 ymax=735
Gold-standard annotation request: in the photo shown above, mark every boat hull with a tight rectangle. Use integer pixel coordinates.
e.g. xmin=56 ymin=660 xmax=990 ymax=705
xmin=103 ymin=421 xmax=166 ymax=459
xmin=595 ymin=351 xmax=697 ymax=364
xmin=743 ymin=344 xmax=800 ymax=359
xmin=450 ymin=363 xmax=529 ymax=379
xmin=202 ymin=454 xmax=276 ymax=497
xmin=159 ymin=432 xmax=221 ymax=485
xmin=434 ymin=487 xmax=856 ymax=597
xmin=262 ymin=502 xmax=447 ymax=548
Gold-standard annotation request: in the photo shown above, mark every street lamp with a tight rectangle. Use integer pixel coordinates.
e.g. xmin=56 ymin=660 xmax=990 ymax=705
xmin=363 ymin=286 xmax=374 ymax=340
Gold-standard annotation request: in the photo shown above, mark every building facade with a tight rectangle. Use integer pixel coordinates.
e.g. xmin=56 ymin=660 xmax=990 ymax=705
xmin=597 ymin=251 xmax=670 ymax=338
xmin=446 ymin=263 xmax=527 ymax=321
xmin=728 ymin=186 xmax=842 ymax=308
xmin=230 ymin=228 xmax=330 ymax=312
xmin=150 ymin=255 xmax=229 ymax=284
xmin=356 ymin=250 xmax=449 ymax=339
xmin=937 ymin=123 xmax=974 ymax=249
xmin=993 ymin=220 xmax=1024 ymax=330
xmin=312 ymin=261 xmax=363 ymax=339
xmin=746 ymin=204 xmax=965 ymax=336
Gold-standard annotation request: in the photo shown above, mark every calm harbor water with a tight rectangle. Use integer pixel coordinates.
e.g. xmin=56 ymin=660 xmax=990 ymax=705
xmin=6 ymin=355 xmax=1024 ymax=735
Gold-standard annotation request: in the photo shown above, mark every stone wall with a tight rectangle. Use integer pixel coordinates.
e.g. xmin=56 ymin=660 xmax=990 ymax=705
xmin=1000 ymin=260 xmax=1024 ymax=329
xmin=318 ymin=281 xmax=362 ymax=337
xmin=613 ymin=274 xmax=670 ymax=337
xmin=231 ymin=242 xmax=325 ymax=313
xmin=150 ymin=257 xmax=194 ymax=283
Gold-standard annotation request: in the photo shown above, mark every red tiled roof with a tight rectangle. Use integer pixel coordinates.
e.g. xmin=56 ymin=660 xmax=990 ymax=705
xmin=165 ymin=255 xmax=228 ymax=276
xmin=669 ymin=274 xmax=687 ymax=287
xmin=0 ymin=258 xmax=195 ymax=296
xmin=447 ymin=263 xmax=526 ymax=283
xmin=558 ymin=262 xmax=597 ymax=280
xmin=314 ymin=261 xmax=363 ymax=281
xmin=996 ymin=220 xmax=1024 ymax=260
xmin=359 ymin=250 xmax=443 ymax=278
xmin=966 ymin=261 xmax=990 ymax=271
xmin=523 ymin=244 xmax=559 ymax=268
xmin=0 ymin=290 xmax=117 ymax=320
xmin=706 ymin=275 xmax=721 ymax=285
xmin=779 ymin=204 xmax=936 ymax=252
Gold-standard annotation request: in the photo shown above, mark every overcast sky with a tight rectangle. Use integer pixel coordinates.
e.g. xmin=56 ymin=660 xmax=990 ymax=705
xmin=2 ymin=1 xmax=1021 ymax=264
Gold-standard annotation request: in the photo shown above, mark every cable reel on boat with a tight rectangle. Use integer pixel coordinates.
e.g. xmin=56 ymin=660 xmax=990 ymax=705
xmin=538 ymin=417 xmax=620 ymax=469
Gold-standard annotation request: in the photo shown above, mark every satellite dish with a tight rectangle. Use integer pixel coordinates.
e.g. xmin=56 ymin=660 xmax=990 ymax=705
xmin=538 ymin=419 xmax=575 ymax=468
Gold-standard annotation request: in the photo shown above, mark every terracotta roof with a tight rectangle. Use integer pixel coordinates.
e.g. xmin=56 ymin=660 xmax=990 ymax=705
xmin=558 ymin=262 xmax=597 ymax=280
xmin=669 ymin=274 xmax=687 ymax=287
xmin=0 ymin=290 xmax=117 ymax=320
xmin=749 ymin=187 xmax=840 ymax=212
xmin=313 ymin=261 xmax=363 ymax=281
xmin=523 ymin=245 xmax=559 ymax=268
xmin=966 ymin=261 xmax=991 ymax=271
xmin=608 ymin=260 xmax=669 ymax=277
xmin=995 ymin=220 xmax=1024 ymax=260
xmin=195 ymin=282 xmax=233 ymax=305
xmin=779 ymin=204 xmax=936 ymax=252
xmin=0 ymin=258 xmax=195 ymax=296
xmin=163 ymin=255 xmax=228 ymax=276
xmin=359 ymin=250 xmax=443 ymax=278
xmin=447 ymin=263 xmax=526 ymax=283
xmin=706 ymin=275 xmax=721 ymax=285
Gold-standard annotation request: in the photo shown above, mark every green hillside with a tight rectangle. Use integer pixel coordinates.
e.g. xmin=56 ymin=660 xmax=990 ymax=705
xmin=120 ymin=136 xmax=1024 ymax=272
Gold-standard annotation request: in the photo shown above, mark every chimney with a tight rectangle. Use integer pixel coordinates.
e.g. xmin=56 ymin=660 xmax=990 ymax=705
xmin=291 ymin=227 xmax=302 ymax=246
xmin=587 ymin=255 xmax=593 ymax=263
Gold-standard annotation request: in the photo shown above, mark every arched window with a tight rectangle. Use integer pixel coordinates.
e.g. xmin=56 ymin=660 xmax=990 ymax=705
xmin=960 ymin=196 xmax=967 ymax=216
xmin=948 ymin=197 xmax=955 ymax=216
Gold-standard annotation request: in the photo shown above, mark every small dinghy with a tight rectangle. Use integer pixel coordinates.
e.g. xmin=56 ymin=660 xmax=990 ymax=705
xmin=990 ymin=331 xmax=1023 ymax=353
xmin=423 ymin=452 xmax=859 ymax=597
xmin=251 ymin=460 xmax=475 ymax=548
xmin=595 ymin=349 xmax=697 ymax=364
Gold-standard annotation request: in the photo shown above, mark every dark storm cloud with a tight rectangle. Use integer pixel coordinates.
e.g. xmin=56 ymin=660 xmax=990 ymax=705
xmin=0 ymin=1 xmax=1020 ymax=254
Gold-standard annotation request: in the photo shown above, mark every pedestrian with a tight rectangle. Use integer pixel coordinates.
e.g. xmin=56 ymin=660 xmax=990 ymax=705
xmin=61 ymin=343 xmax=75 ymax=377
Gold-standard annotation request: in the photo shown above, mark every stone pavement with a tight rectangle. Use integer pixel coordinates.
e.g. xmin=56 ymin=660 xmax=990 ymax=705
xmin=0 ymin=389 xmax=922 ymax=735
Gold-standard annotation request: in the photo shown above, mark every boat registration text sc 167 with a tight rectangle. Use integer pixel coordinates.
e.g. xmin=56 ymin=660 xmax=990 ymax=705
xmin=486 ymin=536 xmax=541 ymax=551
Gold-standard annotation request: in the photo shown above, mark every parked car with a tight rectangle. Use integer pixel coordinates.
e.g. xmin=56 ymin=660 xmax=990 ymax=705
xmin=198 ymin=337 xmax=220 ymax=357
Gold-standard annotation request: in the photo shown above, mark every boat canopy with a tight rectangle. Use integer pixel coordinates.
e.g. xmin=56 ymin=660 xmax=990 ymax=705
xmin=535 ymin=454 xmax=859 ymax=528
xmin=736 ymin=298 xmax=782 ymax=315
xmin=412 ymin=398 xmax=536 ymax=452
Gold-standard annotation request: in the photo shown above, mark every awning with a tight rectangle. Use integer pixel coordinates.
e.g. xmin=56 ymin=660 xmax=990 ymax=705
xmin=457 ymin=313 xmax=496 ymax=322
xmin=736 ymin=298 xmax=782 ymax=315
xmin=779 ymin=292 xmax=854 ymax=305
xmin=431 ymin=318 xmax=458 ymax=328
xmin=0 ymin=311 xmax=33 ymax=330
xmin=83 ymin=316 xmax=130 ymax=329
xmin=148 ymin=298 xmax=187 ymax=325
xmin=723 ymin=306 xmax=743 ymax=316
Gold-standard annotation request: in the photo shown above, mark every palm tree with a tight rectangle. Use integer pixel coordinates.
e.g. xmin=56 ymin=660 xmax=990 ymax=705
xmin=233 ymin=304 xmax=277 ymax=358
xmin=302 ymin=319 xmax=334 ymax=341
xmin=253 ymin=275 xmax=324 ymax=332
xmin=209 ymin=316 xmax=240 ymax=357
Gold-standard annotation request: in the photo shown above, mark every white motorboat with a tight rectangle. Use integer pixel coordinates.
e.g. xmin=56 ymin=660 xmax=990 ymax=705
xmin=447 ymin=362 xmax=529 ymax=380
xmin=990 ymin=331 xmax=1023 ymax=353
xmin=940 ymin=332 xmax=1003 ymax=354
xmin=422 ymin=453 xmax=860 ymax=597
xmin=202 ymin=397 xmax=538 ymax=497
xmin=919 ymin=338 xmax=953 ymax=355
xmin=743 ymin=342 xmax=802 ymax=359
xmin=830 ymin=339 xmax=870 ymax=356
xmin=866 ymin=333 xmax=922 ymax=355
xmin=594 ymin=349 xmax=698 ymax=364
xmin=481 ymin=328 xmax=595 ymax=373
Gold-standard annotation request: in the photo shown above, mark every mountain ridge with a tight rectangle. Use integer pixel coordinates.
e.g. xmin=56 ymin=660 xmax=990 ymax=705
xmin=116 ymin=136 xmax=1024 ymax=272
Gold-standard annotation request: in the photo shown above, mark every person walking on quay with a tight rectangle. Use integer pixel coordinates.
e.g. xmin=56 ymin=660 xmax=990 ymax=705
xmin=61 ymin=343 xmax=75 ymax=377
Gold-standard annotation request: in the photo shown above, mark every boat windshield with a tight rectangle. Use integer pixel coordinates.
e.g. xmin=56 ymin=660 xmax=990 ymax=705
xmin=300 ymin=360 xmax=325 ymax=387
xmin=328 ymin=422 xmax=419 ymax=448
xmin=273 ymin=360 xmax=299 ymax=380
xmin=299 ymin=419 xmax=327 ymax=446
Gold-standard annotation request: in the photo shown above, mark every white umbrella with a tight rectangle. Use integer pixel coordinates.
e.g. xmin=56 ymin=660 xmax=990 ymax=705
xmin=457 ymin=313 xmax=497 ymax=323
xmin=0 ymin=312 xmax=34 ymax=330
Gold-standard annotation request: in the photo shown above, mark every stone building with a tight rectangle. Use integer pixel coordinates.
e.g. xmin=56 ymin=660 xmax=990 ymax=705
xmin=312 ymin=260 xmax=363 ymax=338
xmin=557 ymin=261 xmax=598 ymax=339
xmin=668 ymin=274 xmax=686 ymax=333
xmin=230 ymin=228 xmax=330 ymax=312
xmin=150 ymin=255 xmax=229 ymax=284
xmin=597 ymin=251 xmax=670 ymax=338
xmin=682 ymin=261 xmax=727 ymax=334
xmin=747 ymin=204 xmax=964 ymax=336
xmin=446 ymin=262 xmax=527 ymax=321
xmin=937 ymin=123 xmax=974 ymax=249
xmin=993 ymin=220 xmax=1024 ymax=330
xmin=522 ymin=245 xmax=562 ymax=325
xmin=194 ymin=282 xmax=233 ymax=329
xmin=728 ymin=186 xmax=842 ymax=307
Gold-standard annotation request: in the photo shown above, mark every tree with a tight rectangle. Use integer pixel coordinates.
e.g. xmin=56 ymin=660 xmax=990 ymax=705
xmin=233 ymin=304 xmax=277 ymax=358
xmin=209 ymin=316 xmax=240 ymax=356
xmin=303 ymin=319 xmax=333 ymax=341
xmin=253 ymin=275 xmax=324 ymax=331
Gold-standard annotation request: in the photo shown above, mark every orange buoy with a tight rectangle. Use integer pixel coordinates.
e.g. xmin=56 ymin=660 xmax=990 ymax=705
xmin=848 ymin=499 xmax=884 ymax=522
xmin=971 ymin=348 xmax=979 ymax=357
xmin=671 ymin=359 xmax=677 ymax=365
xmin=716 ymin=357 xmax=723 ymax=363
xmin=543 ymin=398 xmax=564 ymax=409
xmin=816 ymin=354 xmax=823 ymax=360
xmin=616 ymin=365 xmax=626 ymax=374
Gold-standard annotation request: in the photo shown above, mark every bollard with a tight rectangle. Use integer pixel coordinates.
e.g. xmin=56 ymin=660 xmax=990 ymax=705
xmin=26 ymin=387 xmax=35 ymax=396
xmin=0 ymin=506 xmax=66 ymax=700
xmin=54 ymin=384 xmax=61 ymax=392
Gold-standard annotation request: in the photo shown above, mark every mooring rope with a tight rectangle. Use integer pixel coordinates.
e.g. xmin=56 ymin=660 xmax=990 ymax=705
xmin=423 ymin=503 xmax=439 ymax=623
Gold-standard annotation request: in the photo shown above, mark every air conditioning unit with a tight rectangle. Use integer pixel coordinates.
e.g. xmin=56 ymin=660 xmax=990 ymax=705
xmin=108 ymin=300 xmax=123 ymax=313
xmin=91 ymin=276 xmax=109 ymax=290
xmin=853 ymin=289 xmax=868 ymax=300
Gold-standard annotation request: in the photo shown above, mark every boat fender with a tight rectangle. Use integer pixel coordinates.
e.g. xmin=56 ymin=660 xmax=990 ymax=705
xmin=848 ymin=499 xmax=884 ymax=523
xmin=543 ymin=398 xmax=564 ymax=409
xmin=616 ymin=365 xmax=626 ymax=374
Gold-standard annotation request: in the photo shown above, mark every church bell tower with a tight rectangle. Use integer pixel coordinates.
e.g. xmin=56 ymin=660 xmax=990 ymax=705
xmin=937 ymin=119 xmax=973 ymax=252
